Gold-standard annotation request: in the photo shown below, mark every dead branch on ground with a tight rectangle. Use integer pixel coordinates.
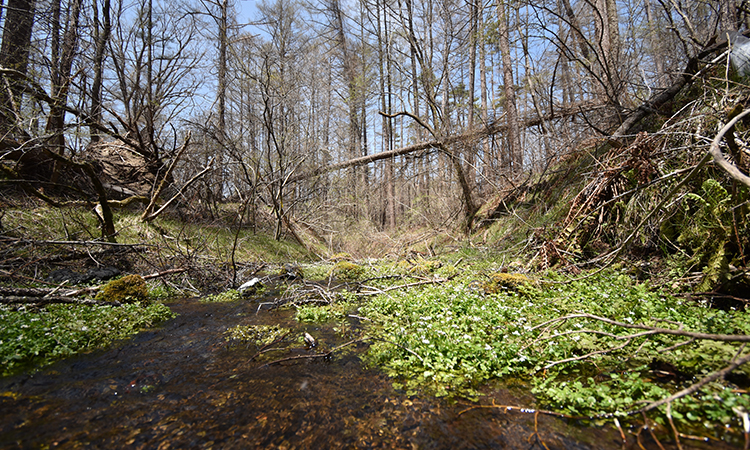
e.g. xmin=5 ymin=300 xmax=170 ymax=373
xmin=0 ymin=296 xmax=117 ymax=306
xmin=359 ymin=275 xmax=455 ymax=296
xmin=257 ymin=338 xmax=365 ymax=368
xmin=529 ymin=312 xmax=750 ymax=430
xmin=140 ymin=131 xmax=192 ymax=221
xmin=141 ymin=151 xmax=213 ymax=222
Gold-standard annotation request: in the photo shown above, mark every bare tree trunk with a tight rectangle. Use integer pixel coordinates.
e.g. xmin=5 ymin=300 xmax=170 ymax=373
xmin=45 ymin=0 xmax=83 ymax=154
xmin=479 ymin=2 xmax=489 ymax=192
xmin=594 ymin=0 xmax=621 ymax=109
xmin=376 ymin=0 xmax=396 ymax=229
xmin=327 ymin=0 xmax=361 ymax=217
xmin=497 ymin=0 xmax=522 ymax=172
xmin=90 ymin=0 xmax=111 ymax=144
xmin=215 ymin=0 xmax=228 ymax=200
xmin=721 ymin=0 xmax=739 ymax=31
xmin=466 ymin=0 xmax=478 ymax=189
xmin=559 ymin=0 xmax=589 ymax=60
xmin=0 ymin=0 xmax=35 ymax=136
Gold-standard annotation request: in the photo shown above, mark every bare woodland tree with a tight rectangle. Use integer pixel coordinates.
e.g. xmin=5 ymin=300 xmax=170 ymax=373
xmin=1 ymin=0 xmax=746 ymax=238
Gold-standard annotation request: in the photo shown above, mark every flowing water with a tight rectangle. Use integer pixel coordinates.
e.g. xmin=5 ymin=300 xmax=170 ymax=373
xmin=0 ymin=298 xmax=727 ymax=449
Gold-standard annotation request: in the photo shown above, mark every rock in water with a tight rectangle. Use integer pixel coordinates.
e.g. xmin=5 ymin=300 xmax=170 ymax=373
xmin=304 ymin=332 xmax=316 ymax=348
xmin=238 ymin=277 xmax=263 ymax=295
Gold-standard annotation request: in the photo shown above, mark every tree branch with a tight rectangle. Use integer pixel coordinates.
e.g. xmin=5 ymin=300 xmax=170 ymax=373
xmin=630 ymin=352 xmax=750 ymax=415
xmin=141 ymin=156 xmax=213 ymax=222
xmin=531 ymin=313 xmax=750 ymax=342
xmin=709 ymin=109 xmax=750 ymax=188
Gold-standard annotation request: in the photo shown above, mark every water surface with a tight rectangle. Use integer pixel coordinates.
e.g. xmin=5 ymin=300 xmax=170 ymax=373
xmin=0 ymin=298 xmax=724 ymax=449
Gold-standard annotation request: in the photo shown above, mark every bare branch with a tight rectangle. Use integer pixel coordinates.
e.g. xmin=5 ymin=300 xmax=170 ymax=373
xmin=140 ymin=131 xmax=192 ymax=220
xmin=141 ymin=156 xmax=214 ymax=222
xmin=630 ymin=352 xmax=750 ymax=415
xmin=709 ymin=109 xmax=750 ymax=188
xmin=531 ymin=313 xmax=750 ymax=342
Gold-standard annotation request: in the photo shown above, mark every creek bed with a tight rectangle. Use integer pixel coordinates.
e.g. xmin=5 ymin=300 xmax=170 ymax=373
xmin=0 ymin=298 xmax=723 ymax=449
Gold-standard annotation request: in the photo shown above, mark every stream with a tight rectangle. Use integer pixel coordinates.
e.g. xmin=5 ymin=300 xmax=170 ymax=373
xmin=0 ymin=298 xmax=727 ymax=449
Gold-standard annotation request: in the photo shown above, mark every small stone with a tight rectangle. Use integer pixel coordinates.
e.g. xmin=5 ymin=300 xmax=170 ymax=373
xmin=238 ymin=277 xmax=263 ymax=294
xmin=304 ymin=332 xmax=316 ymax=348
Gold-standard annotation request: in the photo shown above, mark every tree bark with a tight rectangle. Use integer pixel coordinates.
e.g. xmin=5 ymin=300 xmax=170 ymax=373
xmin=90 ymin=0 xmax=112 ymax=144
xmin=45 ymin=0 xmax=83 ymax=155
xmin=497 ymin=0 xmax=522 ymax=172
xmin=0 ymin=0 xmax=35 ymax=135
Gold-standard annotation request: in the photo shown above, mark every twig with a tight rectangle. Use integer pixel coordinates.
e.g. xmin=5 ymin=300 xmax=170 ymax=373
xmin=709 ymin=109 xmax=750 ymax=188
xmin=141 ymin=156 xmax=214 ymax=222
xmin=347 ymin=314 xmax=372 ymax=321
xmin=359 ymin=277 xmax=450 ymax=296
xmin=257 ymin=338 xmax=364 ymax=368
xmin=686 ymin=291 xmax=750 ymax=304
xmin=658 ymin=338 xmax=696 ymax=353
xmin=530 ymin=411 xmax=551 ymax=450
xmin=531 ymin=313 xmax=750 ymax=342
xmin=614 ymin=418 xmax=627 ymax=445
xmin=142 ymin=268 xmax=187 ymax=280
xmin=666 ymin=402 xmax=684 ymax=450
xmin=43 ymin=280 xmax=69 ymax=298
xmin=630 ymin=352 xmax=750 ymax=415
xmin=256 ymin=302 xmax=276 ymax=314
xmin=642 ymin=412 xmax=667 ymax=450
xmin=543 ymin=338 xmax=632 ymax=369
xmin=457 ymin=402 xmax=581 ymax=419
xmin=248 ymin=331 xmax=291 ymax=361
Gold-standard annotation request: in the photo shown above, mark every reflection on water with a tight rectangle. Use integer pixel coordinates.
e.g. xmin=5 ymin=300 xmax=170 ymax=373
xmin=0 ymin=298 xmax=722 ymax=449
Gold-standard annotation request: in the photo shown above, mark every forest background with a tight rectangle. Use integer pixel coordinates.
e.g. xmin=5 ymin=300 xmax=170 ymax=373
xmin=3 ymin=0 xmax=743 ymax=245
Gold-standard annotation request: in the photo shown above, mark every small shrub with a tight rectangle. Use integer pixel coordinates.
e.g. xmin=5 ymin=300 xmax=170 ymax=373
xmin=395 ymin=260 xmax=412 ymax=273
xmin=96 ymin=274 xmax=149 ymax=304
xmin=409 ymin=259 xmax=442 ymax=275
xmin=395 ymin=257 xmax=442 ymax=276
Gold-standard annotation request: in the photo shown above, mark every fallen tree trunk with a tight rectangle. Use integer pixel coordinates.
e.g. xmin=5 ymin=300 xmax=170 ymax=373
xmin=288 ymin=101 xmax=606 ymax=183
xmin=611 ymin=33 xmax=736 ymax=141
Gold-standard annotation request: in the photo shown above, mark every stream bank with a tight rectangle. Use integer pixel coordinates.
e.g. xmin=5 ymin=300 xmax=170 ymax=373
xmin=0 ymin=297 xmax=663 ymax=449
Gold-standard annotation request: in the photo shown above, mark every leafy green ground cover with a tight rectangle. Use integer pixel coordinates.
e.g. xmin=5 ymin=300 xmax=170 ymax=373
xmin=0 ymin=302 xmax=175 ymax=377
xmin=297 ymin=262 xmax=750 ymax=438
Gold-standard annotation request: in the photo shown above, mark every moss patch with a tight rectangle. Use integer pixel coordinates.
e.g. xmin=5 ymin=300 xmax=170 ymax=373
xmin=331 ymin=261 xmax=365 ymax=281
xmin=482 ymin=272 xmax=531 ymax=294
xmin=96 ymin=274 xmax=149 ymax=304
